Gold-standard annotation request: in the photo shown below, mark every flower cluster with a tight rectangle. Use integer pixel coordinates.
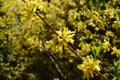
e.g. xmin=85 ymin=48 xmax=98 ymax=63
xmin=111 ymin=47 xmax=120 ymax=58
xmin=103 ymin=40 xmax=111 ymax=53
xmin=77 ymin=43 xmax=91 ymax=56
xmin=0 ymin=0 xmax=120 ymax=79
xmin=77 ymin=56 xmax=101 ymax=80
xmin=45 ymin=27 xmax=75 ymax=53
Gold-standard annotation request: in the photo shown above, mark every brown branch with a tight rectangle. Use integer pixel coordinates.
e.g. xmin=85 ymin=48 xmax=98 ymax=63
xmin=47 ymin=51 xmax=67 ymax=79
xmin=42 ymin=44 xmax=72 ymax=80
xmin=22 ymin=0 xmax=26 ymax=3
xmin=35 ymin=11 xmax=58 ymax=36
xmin=96 ymin=71 xmax=108 ymax=80
xmin=67 ymin=45 xmax=82 ymax=61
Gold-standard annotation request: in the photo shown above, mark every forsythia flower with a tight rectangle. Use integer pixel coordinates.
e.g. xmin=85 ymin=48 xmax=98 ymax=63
xmin=21 ymin=0 xmax=45 ymax=22
xmin=24 ymin=0 xmax=41 ymax=12
xmin=45 ymin=27 xmax=75 ymax=53
xmin=111 ymin=47 xmax=120 ymax=57
xmin=102 ymin=40 xmax=111 ymax=53
xmin=26 ymin=36 xmax=42 ymax=49
xmin=77 ymin=43 xmax=90 ymax=56
xmin=75 ymin=21 xmax=87 ymax=31
xmin=77 ymin=56 xmax=101 ymax=80
xmin=54 ymin=78 xmax=60 ymax=80
xmin=79 ymin=0 xmax=86 ymax=5
xmin=112 ymin=77 xmax=117 ymax=80
xmin=105 ymin=31 xmax=114 ymax=37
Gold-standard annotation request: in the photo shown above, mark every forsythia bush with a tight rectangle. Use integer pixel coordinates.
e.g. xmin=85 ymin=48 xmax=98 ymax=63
xmin=0 ymin=0 xmax=120 ymax=80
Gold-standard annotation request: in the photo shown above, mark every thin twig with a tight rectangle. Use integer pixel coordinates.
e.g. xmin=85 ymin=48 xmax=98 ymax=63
xmin=48 ymin=51 xmax=72 ymax=80
xmin=48 ymin=52 xmax=67 ymax=79
xmin=67 ymin=45 xmax=82 ymax=61
xmin=42 ymin=44 xmax=72 ymax=80
xmin=96 ymin=71 xmax=108 ymax=80
xmin=22 ymin=0 xmax=26 ymax=3
xmin=35 ymin=11 xmax=58 ymax=35
xmin=41 ymin=46 xmax=67 ymax=79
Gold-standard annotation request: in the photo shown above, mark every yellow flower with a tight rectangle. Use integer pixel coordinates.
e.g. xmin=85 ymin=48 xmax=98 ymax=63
xmin=26 ymin=36 xmax=42 ymax=49
xmin=20 ymin=0 xmax=45 ymax=22
xmin=54 ymin=78 xmax=60 ymax=80
xmin=75 ymin=21 xmax=87 ymax=31
xmin=25 ymin=0 xmax=41 ymax=12
xmin=56 ymin=27 xmax=75 ymax=44
xmin=77 ymin=43 xmax=90 ymax=56
xmin=103 ymin=40 xmax=111 ymax=53
xmin=79 ymin=0 xmax=86 ymax=5
xmin=45 ymin=27 xmax=75 ymax=53
xmin=111 ymin=47 xmax=120 ymax=57
xmin=112 ymin=77 xmax=117 ymax=80
xmin=105 ymin=31 xmax=114 ymax=37
xmin=77 ymin=56 xmax=101 ymax=80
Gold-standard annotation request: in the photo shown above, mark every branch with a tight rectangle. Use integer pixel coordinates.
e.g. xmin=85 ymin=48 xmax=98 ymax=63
xmin=35 ymin=11 xmax=58 ymax=36
xmin=42 ymin=44 xmax=72 ymax=80
xmin=67 ymin=45 xmax=82 ymax=61
xmin=96 ymin=71 xmax=108 ymax=80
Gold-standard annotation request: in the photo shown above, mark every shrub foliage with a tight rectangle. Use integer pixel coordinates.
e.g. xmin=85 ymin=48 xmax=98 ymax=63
xmin=0 ymin=0 xmax=120 ymax=80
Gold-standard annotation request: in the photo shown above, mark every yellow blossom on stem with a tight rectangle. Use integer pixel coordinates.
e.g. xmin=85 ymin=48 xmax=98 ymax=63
xmin=103 ymin=40 xmax=111 ymax=53
xmin=77 ymin=56 xmax=101 ymax=80
xmin=111 ymin=47 xmax=120 ymax=57
xmin=45 ymin=27 xmax=75 ymax=53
